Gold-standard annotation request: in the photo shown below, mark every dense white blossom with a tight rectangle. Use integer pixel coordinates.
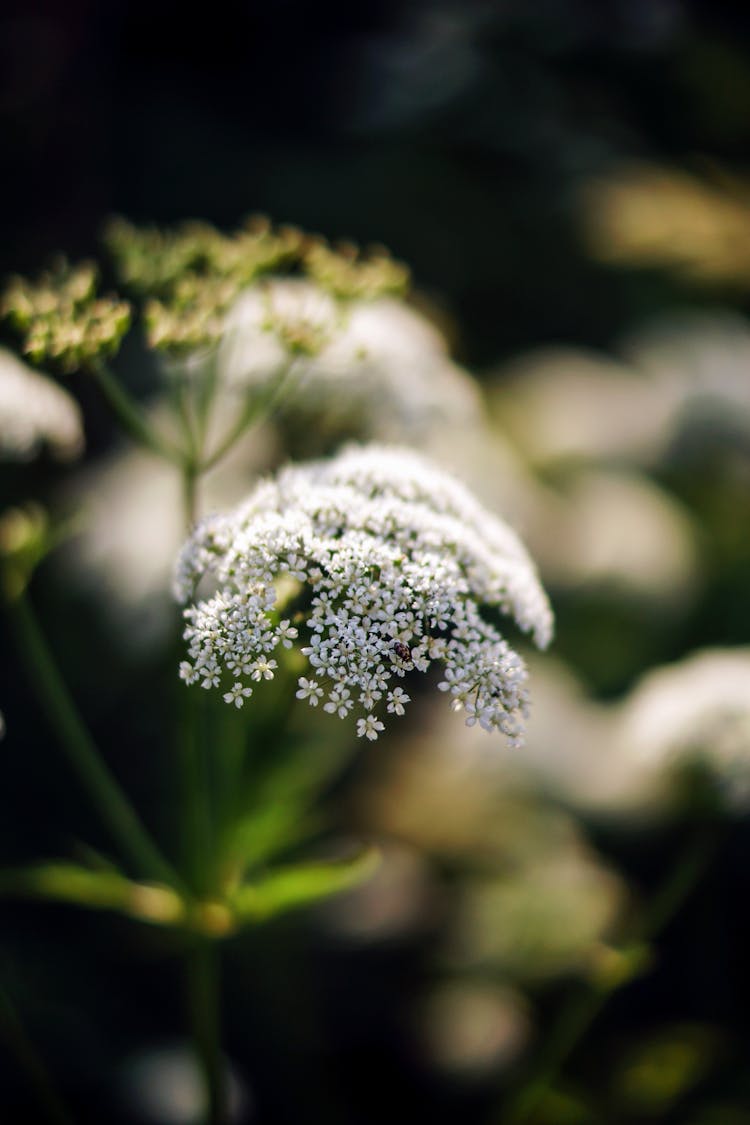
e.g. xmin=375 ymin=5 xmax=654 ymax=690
xmin=0 ymin=347 xmax=84 ymax=461
xmin=175 ymin=445 xmax=552 ymax=745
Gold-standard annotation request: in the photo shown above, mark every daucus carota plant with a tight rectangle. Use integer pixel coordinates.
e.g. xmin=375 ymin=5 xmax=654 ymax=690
xmin=0 ymin=215 xmax=555 ymax=1125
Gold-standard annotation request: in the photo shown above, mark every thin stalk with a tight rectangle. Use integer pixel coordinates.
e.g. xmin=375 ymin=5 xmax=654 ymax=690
xmin=192 ymin=348 xmax=221 ymax=455
xmin=9 ymin=591 xmax=177 ymax=885
xmin=199 ymin=359 xmax=297 ymax=474
xmin=499 ymin=981 xmax=606 ymax=1125
xmin=92 ymin=362 xmax=182 ymax=464
xmin=178 ymin=690 xmax=214 ymax=895
xmin=0 ymin=985 xmax=75 ymax=1125
xmin=497 ymin=822 xmax=721 ymax=1125
xmin=185 ymin=941 xmax=227 ymax=1125
xmin=182 ymin=461 xmax=200 ymax=530
xmin=179 ymin=690 xmax=227 ymax=1125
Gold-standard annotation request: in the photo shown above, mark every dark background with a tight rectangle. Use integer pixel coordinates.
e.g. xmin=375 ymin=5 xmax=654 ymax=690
xmin=7 ymin=0 xmax=750 ymax=364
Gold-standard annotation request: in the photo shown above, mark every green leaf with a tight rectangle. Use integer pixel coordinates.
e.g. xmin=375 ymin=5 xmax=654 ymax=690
xmin=230 ymin=845 xmax=381 ymax=925
xmin=0 ymin=863 xmax=185 ymax=927
xmin=220 ymin=799 xmax=318 ymax=885
xmin=219 ymin=728 xmax=355 ymax=883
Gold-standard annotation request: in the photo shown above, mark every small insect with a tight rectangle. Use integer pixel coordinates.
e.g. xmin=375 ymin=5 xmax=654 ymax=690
xmin=391 ymin=640 xmax=412 ymax=664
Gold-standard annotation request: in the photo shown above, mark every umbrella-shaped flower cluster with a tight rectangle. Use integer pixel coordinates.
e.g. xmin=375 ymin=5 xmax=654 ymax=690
xmin=175 ymin=446 xmax=553 ymax=745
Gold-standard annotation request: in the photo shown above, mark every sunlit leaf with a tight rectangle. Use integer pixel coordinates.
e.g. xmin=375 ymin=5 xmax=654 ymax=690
xmin=0 ymin=863 xmax=185 ymax=927
xmin=230 ymin=845 xmax=381 ymax=924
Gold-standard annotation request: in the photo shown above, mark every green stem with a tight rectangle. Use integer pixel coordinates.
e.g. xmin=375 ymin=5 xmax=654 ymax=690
xmin=182 ymin=462 xmax=200 ymax=530
xmin=199 ymin=359 xmax=297 ymax=474
xmin=178 ymin=690 xmax=215 ymax=895
xmin=179 ymin=691 xmax=227 ymax=1123
xmin=500 ymin=982 xmax=606 ymax=1125
xmin=0 ymin=984 xmax=75 ymax=1125
xmin=9 ymin=591 xmax=177 ymax=885
xmin=497 ymin=822 xmax=721 ymax=1125
xmin=92 ymin=362 xmax=182 ymax=464
xmin=185 ymin=941 xmax=227 ymax=1125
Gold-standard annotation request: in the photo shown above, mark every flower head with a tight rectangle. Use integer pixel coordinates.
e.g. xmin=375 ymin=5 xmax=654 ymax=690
xmin=175 ymin=445 xmax=552 ymax=746
xmin=0 ymin=348 xmax=84 ymax=461
xmin=218 ymin=281 xmax=485 ymax=458
xmin=615 ymin=647 xmax=750 ymax=809
xmin=1 ymin=262 xmax=130 ymax=373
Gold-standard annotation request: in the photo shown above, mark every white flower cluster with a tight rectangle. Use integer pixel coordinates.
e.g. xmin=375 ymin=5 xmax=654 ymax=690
xmin=175 ymin=446 xmax=553 ymax=745
xmin=0 ymin=347 xmax=84 ymax=461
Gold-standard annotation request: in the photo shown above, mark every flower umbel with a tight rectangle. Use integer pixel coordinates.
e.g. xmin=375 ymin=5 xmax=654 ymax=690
xmin=1 ymin=261 xmax=131 ymax=373
xmin=175 ymin=446 xmax=553 ymax=745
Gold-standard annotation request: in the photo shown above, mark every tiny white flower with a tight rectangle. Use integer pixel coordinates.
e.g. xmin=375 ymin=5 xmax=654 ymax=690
xmin=223 ymin=682 xmax=253 ymax=708
xmin=179 ymin=661 xmax=197 ymax=684
xmin=296 ymin=677 xmax=324 ymax=706
xmin=386 ymin=687 xmax=410 ymax=716
xmin=277 ymin=619 xmax=299 ymax=648
xmin=324 ymin=687 xmax=353 ymax=719
xmin=250 ymin=658 xmax=277 ymax=681
xmin=357 ymin=715 xmax=385 ymax=741
xmin=359 ymin=686 xmax=383 ymax=711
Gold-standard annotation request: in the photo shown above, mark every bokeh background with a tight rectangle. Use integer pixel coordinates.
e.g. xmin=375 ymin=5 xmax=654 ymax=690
xmin=4 ymin=1 xmax=750 ymax=1122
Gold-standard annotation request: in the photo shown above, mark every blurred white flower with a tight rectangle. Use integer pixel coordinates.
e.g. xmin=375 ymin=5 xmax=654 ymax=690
xmin=218 ymin=279 xmax=342 ymax=384
xmin=0 ymin=347 xmax=84 ymax=461
xmin=62 ymin=399 xmax=279 ymax=645
xmin=490 ymin=311 xmax=750 ymax=475
xmin=525 ymin=468 xmax=700 ymax=606
xmin=219 ymin=281 xmax=484 ymax=447
xmin=448 ymin=844 xmax=624 ymax=981
xmin=615 ymin=647 xmax=750 ymax=809
xmin=497 ymin=655 xmax=669 ymax=821
xmin=487 ymin=346 xmax=673 ymax=469
xmin=176 ymin=444 xmax=552 ymax=745
xmin=118 ymin=1043 xmax=249 ymax=1124
xmin=624 ymin=311 xmax=750 ymax=448
xmin=414 ymin=982 xmax=530 ymax=1078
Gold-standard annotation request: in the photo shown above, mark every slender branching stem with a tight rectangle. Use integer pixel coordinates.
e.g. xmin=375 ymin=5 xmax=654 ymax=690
xmin=92 ymin=362 xmax=183 ymax=464
xmin=179 ymin=689 xmax=228 ymax=1125
xmin=9 ymin=590 xmax=177 ymax=885
xmin=199 ymin=359 xmax=297 ymax=474
xmin=182 ymin=460 xmax=200 ymax=530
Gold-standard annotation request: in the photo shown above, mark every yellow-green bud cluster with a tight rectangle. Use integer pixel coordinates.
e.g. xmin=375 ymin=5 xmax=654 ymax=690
xmin=304 ymin=240 xmax=410 ymax=300
xmin=1 ymin=261 xmax=131 ymax=373
xmin=104 ymin=215 xmax=304 ymax=298
xmin=2 ymin=218 xmax=412 ymax=366
xmin=107 ymin=215 xmax=306 ymax=354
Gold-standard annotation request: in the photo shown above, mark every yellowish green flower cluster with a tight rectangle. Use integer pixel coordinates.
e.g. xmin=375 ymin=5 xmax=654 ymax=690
xmin=104 ymin=215 xmax=304 ymax=355
xmin=304 ymin=239 xmax=410 ymax=300
xmin=1 ymin=260 xmax=131 ymax=373
xmin=104 ymin=215 xmax=304 ymax=297
xmin=2 ymin=216 xmax=412 ymax=368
